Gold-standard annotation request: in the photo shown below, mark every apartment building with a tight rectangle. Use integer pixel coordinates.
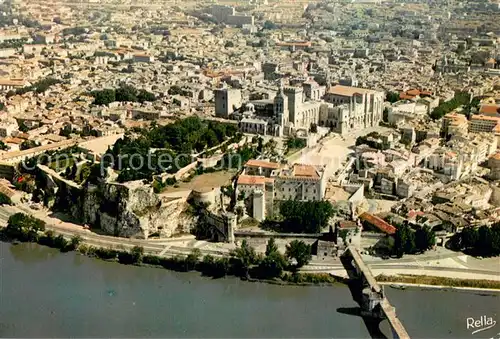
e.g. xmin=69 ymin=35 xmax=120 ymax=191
xmin=489 ymin=152 xmax=500 ymax=180
xmin=469 ymin=115 xmax=500 ymax=134
xmin=442 ymin=112 xmax=468 ymax=137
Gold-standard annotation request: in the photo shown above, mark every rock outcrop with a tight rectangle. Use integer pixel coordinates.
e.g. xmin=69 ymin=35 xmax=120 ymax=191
xmin=38 ymin=166 xmax=196 ymax=239
xmin=82 ymin=181 xmax=197 ymax=239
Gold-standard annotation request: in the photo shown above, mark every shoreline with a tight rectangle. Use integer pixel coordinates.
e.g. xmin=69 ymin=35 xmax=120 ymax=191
xmin=2 ymin=213 xmax=499 ymax=291
xmin=7 ymin=236 xmax=500 ymax=291
xmin=379 ymin=281 xmax=500 ymax=293
xmin=376 ymin=274 xmax=500 ymax=292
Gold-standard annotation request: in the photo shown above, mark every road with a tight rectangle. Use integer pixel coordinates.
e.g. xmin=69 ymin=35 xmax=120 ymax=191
xmin=2 ymin=204 xmax=499 ymax=282
xmin=0 ymin=205 xmax=230 ymax=258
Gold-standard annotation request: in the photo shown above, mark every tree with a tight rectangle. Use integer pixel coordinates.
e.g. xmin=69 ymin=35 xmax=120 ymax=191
xmin=19 ymin=140 xmax=40 ymax=150
xmin=263 ymin=20 xmax=277 ymax=30
xmin=259 ymin=238 xmax=287 ymax=278
xmin=265 ymin=237 xmax=279 ymax=256
xmin=285 ymin=240 xmax=312 ymax=268
xmin=18 ymin=122 xmax=29 ymax=133
xmin=393 ymin=223 xmax=416 ymax=257
xmin=415 ymin=226 xmax=435 ymax=253
xmin=386 ymin=91 xmax=400 ymax=103
xmin=168 ymin=85 xmax=183 ymax=96
xmin=224 ymin=41 xmax=234 ymax=48
xmin=130 ymin=245 xmax=145 ymax=264
xmin=137 ymin=89 xmax=156 ymax=103
xmin=68 ymin=235 xmax=82 ymax=250
xmin=279 ymin=200 xmax=335 ymax=233
xmin=383 ymin=107 xmax=389 ymax=122
xmin=6 ymin=213 xmax=46 ymax=242
xmin=115 ymin=85 xmax=138 ymax=102
xmin=461 ymin=226 xmax=478 ymax=249
xmin=259 ymin=251 xmax=287 ymax=278
xmin=185 ymin=248 xmax=201 ymax=271
xmin=231 ymin=239 xmax=258 ymax=278
xmin=91 ymin=89 xmax=116 ymax=105
xmin=0 ymin=192 xmax=12 ymax=205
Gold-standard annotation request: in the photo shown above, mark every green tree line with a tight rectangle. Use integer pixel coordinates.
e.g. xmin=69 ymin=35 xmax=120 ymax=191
xmin=91 ymin=85 xmax=156 ymax=105
xmin=262 ymin=200 xmax=335 ymax=234
xmin=430 ymin=92 xmax=471 ymax=120
xmin=393 ymin=223 xmax=436 ymax=258
xmin=450 ymin=223 xmax=500 ymax=257
xmin=7 ymin=78 xmax=62 ymax=97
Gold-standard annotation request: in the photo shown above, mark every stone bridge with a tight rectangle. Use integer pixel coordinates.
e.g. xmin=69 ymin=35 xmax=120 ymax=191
xmin=344 ymin=246 xmax=411 ymax=339
xmin=203 ymin=211 xmax=236 ymax=244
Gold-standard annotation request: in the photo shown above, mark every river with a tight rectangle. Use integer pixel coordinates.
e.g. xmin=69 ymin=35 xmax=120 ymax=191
xmin=0 ymin=242 xmax=498 ymax=338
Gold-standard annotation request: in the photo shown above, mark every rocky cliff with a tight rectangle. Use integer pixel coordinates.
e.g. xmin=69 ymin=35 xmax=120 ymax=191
xmin=38 ymin=167 xmax=197 ymax=239
xmin=83 ymin=182 xmax=197 ymax=239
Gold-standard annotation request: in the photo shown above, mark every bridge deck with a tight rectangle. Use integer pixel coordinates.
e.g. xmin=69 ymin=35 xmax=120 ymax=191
xmin=348 ymin=245 xmax=381 ymax=293
xmin=381 ymin=300 xmax=411 ymax=339
xmin=347 ymin=246 xmax=410 ymax=339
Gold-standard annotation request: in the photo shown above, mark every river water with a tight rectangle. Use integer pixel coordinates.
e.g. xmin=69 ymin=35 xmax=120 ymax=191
xmin=0 ymin=242 xmax=498 ymax=338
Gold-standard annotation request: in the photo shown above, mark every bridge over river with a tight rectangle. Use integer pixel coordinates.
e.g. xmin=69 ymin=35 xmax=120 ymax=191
xmin=344 ymin=246 xmax=411 ymax=339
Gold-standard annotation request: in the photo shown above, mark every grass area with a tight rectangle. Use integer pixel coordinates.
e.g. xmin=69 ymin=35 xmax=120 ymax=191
xmin=48 ymin=157 xmax=75 ymax=172
xmin=161 ymin=170 xmax=236 ymax=193
xmin=281 ymin=272 xmax=348 ymax=285
xmin=286 ymin=147 xmax=302 ymax=156
xmin=239 ymin=217 xmax=259 ymax=229
xmin=376 ymin=274 xmax=500 ymax=290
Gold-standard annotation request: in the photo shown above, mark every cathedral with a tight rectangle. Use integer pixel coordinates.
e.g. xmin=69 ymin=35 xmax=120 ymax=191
xmin=239 ymin=82 xmax=322 ymax=137
xmin=237 ymin=81 xmax=384 ymax=137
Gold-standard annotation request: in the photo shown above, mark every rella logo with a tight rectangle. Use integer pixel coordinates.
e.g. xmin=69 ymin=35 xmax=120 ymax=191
xmin=466 ymin=316 xmax=497 ymax=335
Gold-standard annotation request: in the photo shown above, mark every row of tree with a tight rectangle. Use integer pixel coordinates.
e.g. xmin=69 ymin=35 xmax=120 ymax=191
xmin=91 ymin=85 xmax=156 ymax=105
xmin=430 ymin=92 xmax=471 ymax=120
xmin=263 ymin=200 xmax=335 ymax=234
xmin=2 ymin=213 xmax=314 ymax=281
xmin=6 ymin=78 xmax=62 ymax=98
xmin=230 ymin=239 xmax=312 ymax=279
xmin=450 ymin=224 xmax=500 ymax=257
xmin=393 ymin=223 xmax=436 ymax=258
xmin=3 ymin=212 xmax=46 ymax=242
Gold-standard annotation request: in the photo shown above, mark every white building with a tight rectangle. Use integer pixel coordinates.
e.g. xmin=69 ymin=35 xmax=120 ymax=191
xmin=236 ymin=160 xmax=327 ymax=220
xmin=320 ymin=85 xmax=384 ymax=134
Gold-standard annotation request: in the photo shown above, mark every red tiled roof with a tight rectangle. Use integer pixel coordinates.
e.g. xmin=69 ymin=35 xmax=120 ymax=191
xmin=237 ymin=175 xmax=266 ymax=186
xmin=479 ymin=105 xmax=500 ymax=115
xmin=245 ymin=159 xmax=280 ymax=169
xmin=359 ymin=212 xmax=396 ymax=235
xmin=399 ymin=93 xmax=415 ymax=100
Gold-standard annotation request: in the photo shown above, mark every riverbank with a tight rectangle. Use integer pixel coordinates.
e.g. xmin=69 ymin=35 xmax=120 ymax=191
xmin=1 ymin=224 xmax=342 ymax=287
xmin=376 ymin=274 xmax=500 ymax=291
